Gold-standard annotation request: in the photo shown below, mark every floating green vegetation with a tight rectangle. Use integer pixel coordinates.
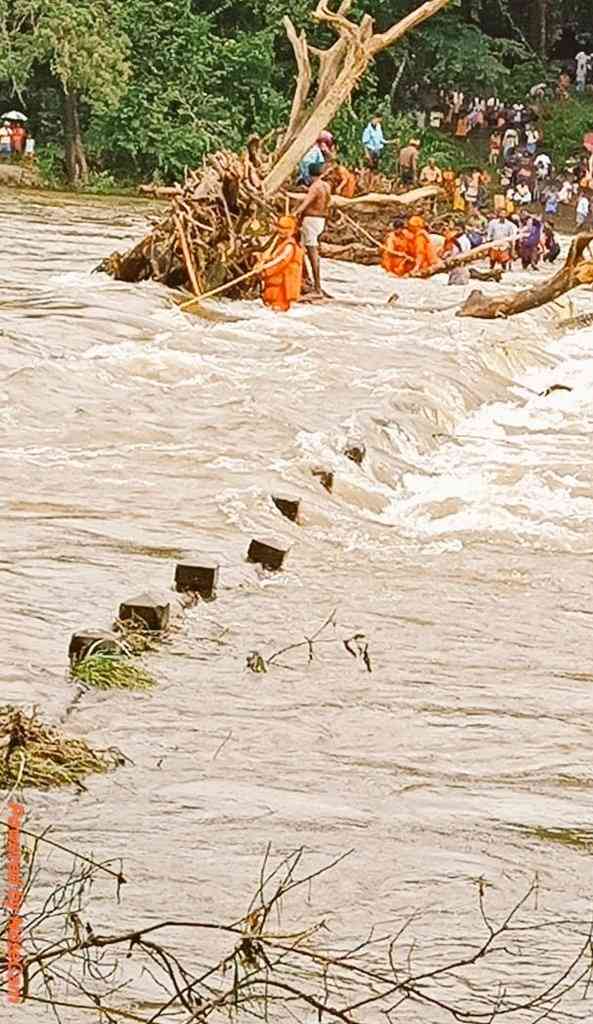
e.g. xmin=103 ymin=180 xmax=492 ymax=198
xmin=510 ymin=823 xmax=593 ymax=852
xmin=0 ymin=706 xmax=125 ymax=790
xmin=72 ymin=655 xmax=157 ymax=692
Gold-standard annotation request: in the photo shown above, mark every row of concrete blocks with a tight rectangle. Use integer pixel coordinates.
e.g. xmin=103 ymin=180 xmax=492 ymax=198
xmin=68 ymin=449 xmax=367 ymax=666
xmin=67 ymin=495 xmax=298 ymax=665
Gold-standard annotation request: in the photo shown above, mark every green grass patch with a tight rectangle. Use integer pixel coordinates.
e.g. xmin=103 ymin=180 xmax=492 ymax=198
xmin=72 ymin=655 xmax=157 ymax=691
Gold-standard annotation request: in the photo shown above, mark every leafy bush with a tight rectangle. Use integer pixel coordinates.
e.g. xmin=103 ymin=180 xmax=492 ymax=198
xmin=542 ymin=98 xmax=593 ymax=168
xmin=35 ymin=142 xmax=64 ymax=187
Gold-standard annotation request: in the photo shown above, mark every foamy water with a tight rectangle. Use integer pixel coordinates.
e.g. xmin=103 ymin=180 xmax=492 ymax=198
xmin=2 ymin=189 xmax=593 ymax=1020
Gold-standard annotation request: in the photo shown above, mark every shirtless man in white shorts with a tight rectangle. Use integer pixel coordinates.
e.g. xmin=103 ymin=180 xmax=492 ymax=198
xmin=295 ymin=165 xmax=332 ymax=297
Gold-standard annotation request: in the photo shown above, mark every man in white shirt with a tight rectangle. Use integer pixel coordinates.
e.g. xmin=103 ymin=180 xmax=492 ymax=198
xmin=558 ymin=178 xmax=575 ymax=204
xmin=487 ymin=211 xmax=517 ymax=273
xmin=534 ymin=152 xmax=551 ymax=178
xmin=576 ymin=193 xmax=590 ymax=229
xmin=576 ymin=51 xmax=589 ymax=92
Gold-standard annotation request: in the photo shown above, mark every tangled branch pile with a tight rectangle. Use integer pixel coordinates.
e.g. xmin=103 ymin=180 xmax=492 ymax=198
xmin=4 ymin=839 xmax=593 ymax=1021
xmin=99 ymin=0 xmax=452 ymax=299
xmin=100 ymin=140 xmax=282 ymax=298
xmin=0 ymin=707 xmax=125 ymax=790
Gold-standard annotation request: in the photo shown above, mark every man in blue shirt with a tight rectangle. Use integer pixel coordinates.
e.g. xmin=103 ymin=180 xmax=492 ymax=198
xmin=362 ymin=114 xmax=386 ymax=169
xmin=297 ymin=142 xmax=325 ymax=186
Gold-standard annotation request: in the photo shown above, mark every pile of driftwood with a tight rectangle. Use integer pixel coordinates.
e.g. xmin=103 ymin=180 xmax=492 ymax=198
xmin=100 ymin=141 xmax=283 ymax=298
xmin=100 ymin=145 xmax=442 ymax=294
xmin=98 ymin=0 xmax=454 ymax=298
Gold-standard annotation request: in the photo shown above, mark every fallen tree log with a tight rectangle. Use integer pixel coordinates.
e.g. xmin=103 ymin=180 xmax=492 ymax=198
xmin=469 ymin=266 xmax=503 ymax=282
xmin=286 ymin=184 xmax=442 ymax=211
xmin=413 ymin=240 xmax=510 ymax=279
xmin=457 ymin=235 xmax=593 ymax=319
xmin=331 ymin=185 xmax=443 ymax=209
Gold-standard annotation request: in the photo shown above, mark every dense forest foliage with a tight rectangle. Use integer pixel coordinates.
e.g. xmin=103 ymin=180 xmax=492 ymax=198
xmin=0 ymin=0 xmax=591 ymax=186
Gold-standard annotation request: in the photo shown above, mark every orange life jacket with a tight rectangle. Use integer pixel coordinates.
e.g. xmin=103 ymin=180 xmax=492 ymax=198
xmin=381 ymin=229 xmax=414 ymax=277
xmin=261 ymin=239 xmax=304 ymax=312
xmin=411 ymin=229 xmax=438 ymax=271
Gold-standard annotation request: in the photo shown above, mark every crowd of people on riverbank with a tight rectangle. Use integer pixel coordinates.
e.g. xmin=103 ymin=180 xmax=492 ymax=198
xmin=259 ymin=58 xmax=593 ymax=312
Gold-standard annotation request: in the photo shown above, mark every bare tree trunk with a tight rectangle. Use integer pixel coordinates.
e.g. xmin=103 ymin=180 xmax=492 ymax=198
xmin=262 ymin=0 xmax=452 ymax=197
xmin=527 ymin=0 xmax=547 ymax=57
xmin=103 ymin=0 xmax=453 ymax=291
xmin=63 ymin=91 xmax=89 ymax=185
xmin=457 ymin=236 xmax=593 ymax=319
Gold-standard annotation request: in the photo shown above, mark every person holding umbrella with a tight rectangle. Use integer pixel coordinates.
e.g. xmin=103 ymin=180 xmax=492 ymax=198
xmin=1 ymin=110 xmax=27 ymax=157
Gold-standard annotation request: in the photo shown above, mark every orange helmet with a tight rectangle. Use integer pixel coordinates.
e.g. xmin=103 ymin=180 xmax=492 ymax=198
xmin=277 ymin=215 xmax=297 ymax=234
xmin=408 ymin=215 xmax=425 ymax=230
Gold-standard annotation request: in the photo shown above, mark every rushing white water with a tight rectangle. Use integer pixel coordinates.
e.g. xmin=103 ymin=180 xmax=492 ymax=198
xmin=2 ymin=189 xmax=593 ymax=1021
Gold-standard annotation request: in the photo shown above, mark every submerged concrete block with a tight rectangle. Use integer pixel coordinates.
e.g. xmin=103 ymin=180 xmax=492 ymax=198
xmin=272 ymin=495 xmax=300 ymax=522
xmin=311 ymin=467 xmax=334 ymax=493
xmin=174 ymin=560 xmax=219 ymax=599
xmin=69 ymin=631 xmax=120 ymax=665
xmin=247 ymin=538 xmax=290 ymax=571
xmin=118 ymin=592 xmax=170 ymax=632
xmin=344 ymin=443 xmax=366 ymax=466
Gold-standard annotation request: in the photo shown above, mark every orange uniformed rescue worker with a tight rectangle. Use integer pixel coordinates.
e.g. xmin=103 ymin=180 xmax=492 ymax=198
xmin=407 ymin=215 xmax=438 ymax=274
xmin=381 ymin=217 xmax=414 ymax=277
xmin=258 ymin=216 xmax=304 ymax=312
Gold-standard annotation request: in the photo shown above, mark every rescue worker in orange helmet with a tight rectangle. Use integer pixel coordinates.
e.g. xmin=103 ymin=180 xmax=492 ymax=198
xmin=407 ymin=215 xmax=438 ymax=275
xmin=258 ymin=216 xmax=304 ymax=312
xmin=381 ymin=216 xmax=414 ymax=278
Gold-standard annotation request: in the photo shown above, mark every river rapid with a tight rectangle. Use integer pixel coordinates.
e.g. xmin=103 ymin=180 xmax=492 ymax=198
xmin=3 ymin=189 xmax=593 ymax=1021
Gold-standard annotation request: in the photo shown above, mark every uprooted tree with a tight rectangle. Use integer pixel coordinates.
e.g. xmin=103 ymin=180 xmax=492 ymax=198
xmin=458 ymin=234 xmax=593 ymax=319
xmin=100 ymin=0 xmax=451 ymax=297
xmin=3 ymin=824 xmax=593 ymax=1023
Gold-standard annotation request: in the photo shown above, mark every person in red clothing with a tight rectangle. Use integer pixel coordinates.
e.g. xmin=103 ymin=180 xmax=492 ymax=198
xmin=10 ymin=123 xmax=27 ymax=155
xmin=258 ymin=216 xmax=304 ymax=312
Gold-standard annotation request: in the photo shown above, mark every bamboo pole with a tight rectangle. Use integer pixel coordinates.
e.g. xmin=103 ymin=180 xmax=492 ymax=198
xmin=179 ymin=235 xmax=282 ymax=310
xmin=179 ymin=268 xmax=261 ymax=309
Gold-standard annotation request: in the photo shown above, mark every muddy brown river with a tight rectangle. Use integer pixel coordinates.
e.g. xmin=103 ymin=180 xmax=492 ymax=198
xmin=3 ymin=189 xmax=593 ymax=1021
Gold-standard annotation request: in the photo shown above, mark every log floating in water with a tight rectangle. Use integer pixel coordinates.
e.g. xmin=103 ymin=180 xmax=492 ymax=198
xmin=458 ymin=235 xmax=593 ymax=319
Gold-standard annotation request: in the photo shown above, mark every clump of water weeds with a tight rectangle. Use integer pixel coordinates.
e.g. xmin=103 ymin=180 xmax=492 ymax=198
xmin=113 ymin=616 xmax=167 ymax=655
xmin=0 ymin=706 xmax=126 ymax=790
xmin=71 ymin=654 xmax=156 ymax=692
